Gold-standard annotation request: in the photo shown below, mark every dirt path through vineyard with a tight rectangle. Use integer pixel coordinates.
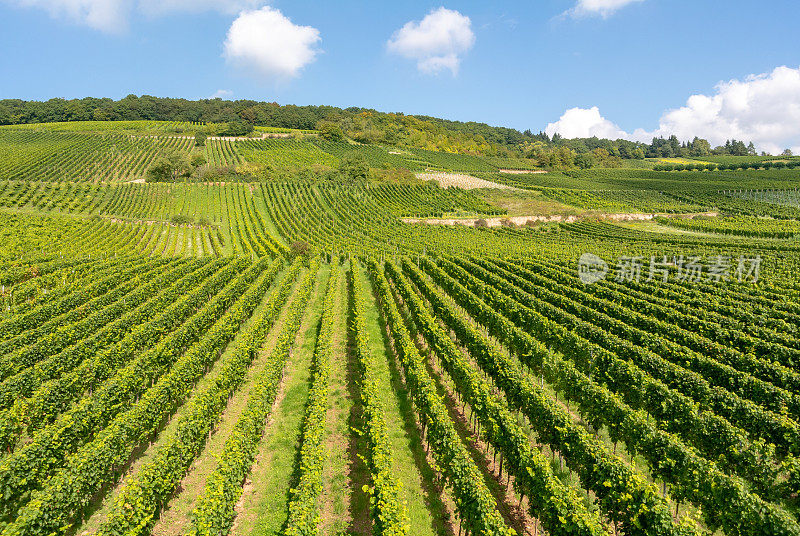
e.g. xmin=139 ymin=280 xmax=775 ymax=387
xmin=402 ymin=211 xmax=719 ymax=227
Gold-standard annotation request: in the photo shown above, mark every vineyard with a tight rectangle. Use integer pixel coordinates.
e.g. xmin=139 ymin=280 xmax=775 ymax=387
xmin=656 ymin=214 xmax=800 ymax=238
xmin=0 ymin=120 xmax=799 ymax=536
xmin=0 ymin=130 xmax=196 ymax=182
xmin=0 ymin=122 xmax=543 ymax=182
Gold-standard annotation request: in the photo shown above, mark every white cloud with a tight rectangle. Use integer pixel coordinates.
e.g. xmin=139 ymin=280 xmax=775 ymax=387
xmin=137 ymin=0 xmax=258 ymax=17
xmin=567 ymin=0 xmax=644 ymax=18
xmin=223 ymin=7 xmax=320 ymax=81
xmin=387 ymin=7 xmax=475 ymax=76
xmin=12 ymin=0 xmax=132 ymax=33
xmin=546 ymin=66 xmax=800 ymax=154
xmin=646 ymin=66 xmax=800 ymax=154
xmin=5 ymin=0 xmax=263 ymax=32
xmin=210 ymin=89 xmax=233 ymax=99
xmin=545 ymin=106 xmax=630 ymax=139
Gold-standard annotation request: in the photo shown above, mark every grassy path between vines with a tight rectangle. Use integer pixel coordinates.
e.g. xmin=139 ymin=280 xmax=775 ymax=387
xmin=416 ymin=264 xmax=703 ymax=529
xmin=75 ymin=265 xmax=293 ymax=536
xmin=354 ymin=264 xmax=449 ymax=536
xmin=230 ymin=265 xmax=328 ymax=536
xmin=149 ymin=267 xmax=306 ymax=536
xmin=318 ymin=265 xmax=370 ymax=535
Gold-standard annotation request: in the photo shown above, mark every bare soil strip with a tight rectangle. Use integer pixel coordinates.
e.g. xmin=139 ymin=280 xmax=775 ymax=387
xmin=402 ymin=211 xmax=719 ymax=227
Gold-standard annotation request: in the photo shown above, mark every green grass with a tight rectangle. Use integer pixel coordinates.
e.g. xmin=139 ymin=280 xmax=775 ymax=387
xmin=148 ymin=267 xmax=300 ymax=536
xmin=476 ymin=188 xmax=580 ymax=217
xmin=354 ymin=264 xmax=448 ymax=536
xmin=319 ymin=266 xmax=370 ymax=535
xmin=73 ymin=264 xmax=288 ymax=535
xmin=234 ymin=267 xmax=328 ymax=536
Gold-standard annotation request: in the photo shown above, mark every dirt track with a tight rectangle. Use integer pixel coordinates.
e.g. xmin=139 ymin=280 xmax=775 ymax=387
xmin=132 ymin=132 xmax=293 ymax=142
xmin=402 ymin=212 xmax=719 ymax=227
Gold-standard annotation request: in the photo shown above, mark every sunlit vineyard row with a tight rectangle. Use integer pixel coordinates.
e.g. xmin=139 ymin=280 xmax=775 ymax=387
xmin=656 ymin=214 xmax=800 ymax=238
xmin=0 ymin=130 xmax=194 ymax=182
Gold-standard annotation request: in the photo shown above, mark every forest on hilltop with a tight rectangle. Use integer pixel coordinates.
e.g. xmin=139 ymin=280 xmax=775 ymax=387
xmin=0 ymin=96 xmax=769 ymax=169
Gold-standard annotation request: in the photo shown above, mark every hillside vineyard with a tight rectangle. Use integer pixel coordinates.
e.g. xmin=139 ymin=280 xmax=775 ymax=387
xmin=0 ymin=120 xmax=799 ymax=536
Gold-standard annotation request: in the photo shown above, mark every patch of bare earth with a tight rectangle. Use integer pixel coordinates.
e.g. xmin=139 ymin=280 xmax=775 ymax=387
xmin=415 ymin=173 xmax=517 ymax=190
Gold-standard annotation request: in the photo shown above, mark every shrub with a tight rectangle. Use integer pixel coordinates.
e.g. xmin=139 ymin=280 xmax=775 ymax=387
xmin=196 ymin=165 xmax=237 ymax=182
xmin=170 ymin=214 xmax=192 ymax=225
xmin=146 ymin=152 xmax=192 ymax=182
xmin=317 ymin=121 xmax=344 ymax=142
xmin=218 ymin=121 xmax=253 ymax=137
xmin=290 ymin=240 xmax=312 ymax=260
xmin=196 ymin=217 xmax=214 ymax=228
xmin=191 ymin=154 xmax=207 ymax=168
xmin=339 ymin=153 xmax=370 ymax=181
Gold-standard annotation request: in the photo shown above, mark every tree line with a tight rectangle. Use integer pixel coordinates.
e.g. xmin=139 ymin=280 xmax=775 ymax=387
xmin=0 ymin=95 xmax=525 ymax=157
xmin=0 ymin=96 xmax=781 ymax=168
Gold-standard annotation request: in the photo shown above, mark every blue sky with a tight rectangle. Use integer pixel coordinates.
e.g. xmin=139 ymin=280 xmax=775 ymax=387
xmin=1 ymin=0 xmax=800 ymax=151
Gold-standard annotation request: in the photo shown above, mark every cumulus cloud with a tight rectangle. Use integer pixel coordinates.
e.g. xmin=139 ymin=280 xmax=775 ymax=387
xmin=223 ymin=7 xmax=320 ymax=81
xmin=11 ymin=0 xmax=131 ymax=33
xmin=387 ymin=7 xmax=475 ymax=76
xmin=646 ymin=66 xmax=800 ymax=154
xmin=546 ymin=66 xmax=800 ymax=154
xmin=6 ymin=0 xmax=262 ymax=32
xmin=566 ymin=0 xmax=644 ymax=18
xmin=545 ymin=106 xmax=630 ymax=139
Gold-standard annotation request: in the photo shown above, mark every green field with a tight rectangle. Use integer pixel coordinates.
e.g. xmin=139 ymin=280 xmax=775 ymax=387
xmin=0 ymin=120 xmax=799 ymax=536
